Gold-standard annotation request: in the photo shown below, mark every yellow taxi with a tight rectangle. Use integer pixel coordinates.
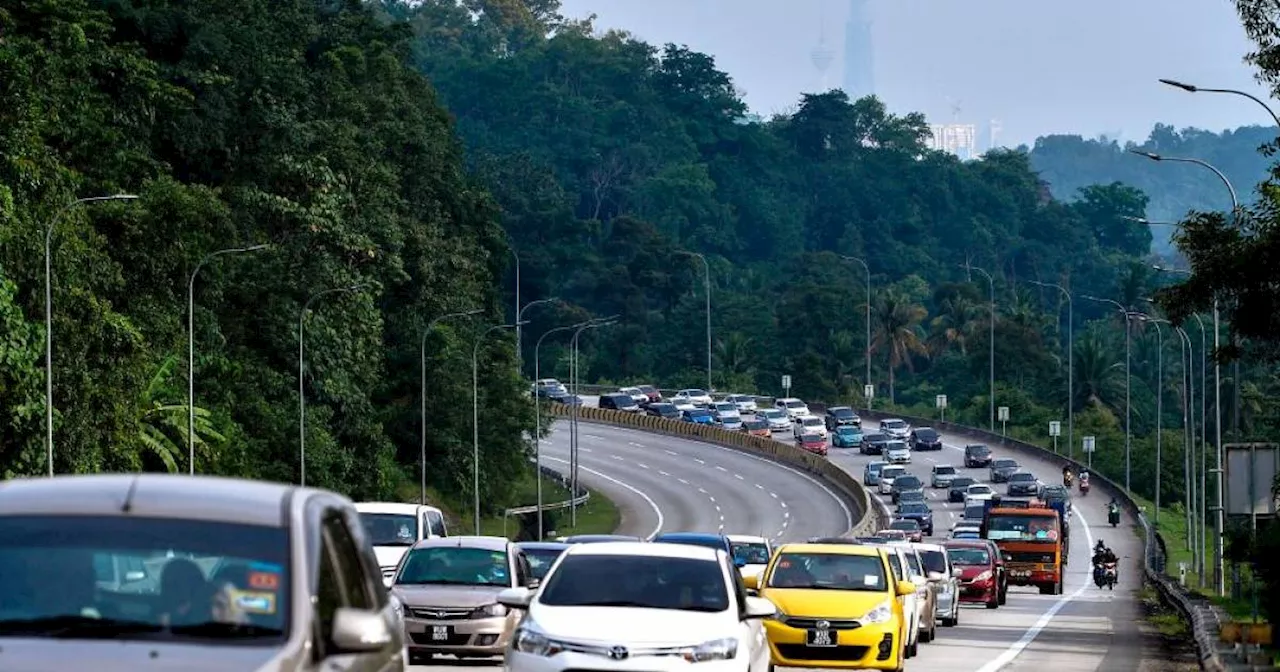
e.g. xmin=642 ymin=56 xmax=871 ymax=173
xmin=743 ymin=543 xmax=913 ymax=671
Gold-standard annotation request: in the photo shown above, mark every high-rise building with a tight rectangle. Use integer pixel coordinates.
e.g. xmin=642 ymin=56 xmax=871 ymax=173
xmin=927 ymin=124 xmax=979 ymax=160
xmin=842 ymin=0 xmax=874 ymax=99
xmin=811 ymin=28 xmax=835 ymax=91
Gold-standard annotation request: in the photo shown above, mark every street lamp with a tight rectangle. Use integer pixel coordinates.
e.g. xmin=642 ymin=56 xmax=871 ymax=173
xmin=187 ymin=244 xmax=269 ymax=475
xmin=1030 ymin=279 xmax=1074 ymax=459
xmin=299 ymin=283 xmax=369 ymax=487
xmin=1134 ymin=313 xmax=1166 ymax=523
xmin=44 ymin=193 xmax=139 ymax=477
xmin=841 ymin=255 xmax=872 ymax=394
xmin=568 ymin=317 xmax=619 ymax=527
xmin=1132 ymin=149 xmax=1236 ymax=593
xmin=472 ymin=321 xmax=527 ymax=535
xmin=516 ymin=297 xmax=559 ymax=377
xmin=960 ymin=262 xmax=996 ymax=431
xmin=1083 ymin=295 xmax=1135 ymax=492
xmin=533 ymin=318 xmax=598 ymax=540
xmin=1158 ymin=78 xmax=1280 ymax=127
xmin=506 ymin=240 xmax=521 ymax=371
xmin=676 ymin=251 xmax=712 ymax=393
xmin=420 ymin=308 xmax=483 ymax=505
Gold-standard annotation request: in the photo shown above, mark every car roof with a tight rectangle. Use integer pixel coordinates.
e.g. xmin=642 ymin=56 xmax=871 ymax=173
xmin=515 ymin=541 xmax=571 ymax=551
xmin=827 ymin=406 xmax=852 ymax=412
xmin=355 ymin=501 xmax=443 ymax=515
xmin=561 ymin=534 xmax=644 ymax=543
xmin=411 ymin=535 xmax=510 ymax=551
xmin=911 ymin=542 xmax=946 ymax=552
xmin=726 ymin=534 xmax=768 ymax=543
xmin=565 ymin=541 xmax=721 ymax=561
xmin=943 ymin=540 xmax=991 ymax=549
xmin=777 ymin=543 xmax=883 ymax=557
xmin=933 ymin=464 xmax=956 ymax=470
xmin=0 ymin=474 xmax=315 ymax=527
xmin=654 ymin=532 xmax=726 ymax=541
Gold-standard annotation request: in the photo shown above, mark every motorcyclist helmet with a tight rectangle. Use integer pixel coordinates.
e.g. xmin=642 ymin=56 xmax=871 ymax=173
xmin=1095 ymin=540 xmax=1106 ymax=550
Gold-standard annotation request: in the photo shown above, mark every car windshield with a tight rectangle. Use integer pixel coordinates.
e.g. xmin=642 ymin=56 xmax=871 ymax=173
xmin=785 ymin=400 xmax=805 ymax=409
xmin=687 ymin=410 xmax=712 ymax=418
xmin=900 ymin=503 xmax=929 ymax=514
xmin=715 ymin=403 xmax=736 ymax=412
xmin=396 ymin=546 xmax=510 ymax=587
xmin=890 ymin=520 xmax=920 ymax=530
xmin=951 ymin=477 xmax=975 ymax=488
xmin=0 ymin=514 xmax=289 ymax=641
xmin=919 ymin=549 xmax=948 ymax=575
xmin=744 ymin=420 xmax=767 ymax=430
xmin=831 ymin=408 xmax=854 ymax=417
xmin=521 ymin=548 xmax=566 ymax=580
xmin=867 ymin=463 xmax=885 ymax=473
xmin=898 ymin=491 xmax=924 ymax=502
xmin=934 ymin=466 xmax=956 ymax=475
xmin=730 ymin=542 xmax=771 ymax=565
xmin=886 ymin=441 xmax=907 ymax=451
xmin=638 ymin=386 xmax=656 ymax=393
xmin=894 ymin=476 xmax=922 ymax=488
xmin=359 ymin=512 xmax=418 ymax=546
xmin=916 ymin=430 xmax=938 ymax=440
xmin=947 ymin=548 xmax=991 ymax=565
xmin=994 ymin=459 xmax=1018 ymax=468
xmin=1011 ymin=473 xmax=1036 ymax=482
xmin=884 ymin=420 xmax=906 ymax=429
xmin=538 ymin=555 xmax=728 ymax=612
xmin=837 ymin=426 xmax=858 ymax=435
xmin=612 ymin=395 xmax=636 ymax=406
xmin=685 ymin=389 xmax=707 ymax=397
xmin=964 ymin=505 xmax=987 ymax=520
xmin=882 ymin=467 xmax=905 ymax=479
xmin=761 ymin=409 xmax=783 ymax=419
xmin=767 ymin=552 xmax=887 ymax=591
xmin=967 ymin=445 xmax=990 ymax=454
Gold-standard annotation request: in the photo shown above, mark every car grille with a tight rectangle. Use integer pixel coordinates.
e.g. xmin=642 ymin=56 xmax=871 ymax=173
xmin=409 ymin=607 xmax=473 ymax=620
xmin=776 ymin=644 xmax=870 ymax=661
xmin=779 ymin=617 xmax=862 ymax=630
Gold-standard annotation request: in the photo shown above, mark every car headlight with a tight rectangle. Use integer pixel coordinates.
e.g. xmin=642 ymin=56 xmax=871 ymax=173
xmin=861 ymin=600 xmax=893 ymax=624
xmin=389 ymin=596 xmax=404 ymax=620
xmin=677 ymin=637 xmax=738 ymax=662
xmin=470 ymin=603 xmax=508 ymax=618
xmin=513 ymin=624 xmax=564 ymax=657
xmin=974 ymin=570 xmax=994 ymax=582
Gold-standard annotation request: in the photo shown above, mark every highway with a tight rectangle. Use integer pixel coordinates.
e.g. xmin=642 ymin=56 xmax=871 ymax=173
xmin=409 ymin=398 xmax=1148 ymax=672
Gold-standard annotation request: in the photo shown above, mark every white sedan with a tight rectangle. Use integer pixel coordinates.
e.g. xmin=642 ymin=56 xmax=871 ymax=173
xmin=791 ymin=415 xmax=827 ymax=439
xmin=964 ymin=484 xmax=996 ymax=505
xmin=498 ymin=542 xmax=775 ymax=672
xmin=673 ymin=389 xmax=714 ymax=407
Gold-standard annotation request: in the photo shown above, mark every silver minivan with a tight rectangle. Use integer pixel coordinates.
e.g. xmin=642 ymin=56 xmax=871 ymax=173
xmin=0 ymin=474 xmax=404 ymax=671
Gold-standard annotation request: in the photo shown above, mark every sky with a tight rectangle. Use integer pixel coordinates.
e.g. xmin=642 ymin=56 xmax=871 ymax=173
xmin=555 ymin=0 xmax=1274 ymax=148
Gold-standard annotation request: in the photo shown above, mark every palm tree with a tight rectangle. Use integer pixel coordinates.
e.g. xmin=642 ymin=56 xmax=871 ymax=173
xmin=137 ymin=355 xmax=226 ymax=473
xmin=927 ymin=294 xmax=977 ymax=357
xmin=871 ymin=291 xmax=928 ymax=402
xmin=714 ymin=332 xmax=755 ymax=390
xmin=1071 ymin=325 xmax=1125 ymax=413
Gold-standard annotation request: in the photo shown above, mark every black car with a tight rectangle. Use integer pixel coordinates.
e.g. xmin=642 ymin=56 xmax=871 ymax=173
xmin=1006 ymin=471 xmax=1042 ymax=496
xmin=990 ymin=458 xmax=1020 ymax=483
xmin=962 ymin=503 xmax=988 ymax=524
xmin=515 ymin=541 xmax=570 ymax=580
xmin=948 ymin=476 xmax=977 ymax=502
xmin=911 ymin=428 xmax=943 ymax=451
xmin=599 ymin=393 xmax=640 ymax=412
xmin=861 ymin=432 xmax=890 ymax=455
xmin=823 ymin=406 xmax=861 ymax=430
xmin=896 ymin=502 xmax=934 ymax=536
xmin=890 ymin=474 xmax=924 ymax=504
xmin=645 ymin=402 xmax=681 ymax=419
xmin=964 ymin=444 xmax=992 ymax=467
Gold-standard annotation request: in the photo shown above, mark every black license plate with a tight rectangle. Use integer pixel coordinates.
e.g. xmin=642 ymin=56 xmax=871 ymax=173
xmin=806 ymin=629 xmax=836 ymax=647
xmin=430 ymin=625 xmax=452 ymax=641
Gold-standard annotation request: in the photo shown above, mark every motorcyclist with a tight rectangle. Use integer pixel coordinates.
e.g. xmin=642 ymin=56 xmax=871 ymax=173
xmin=1062 ymin=465 xmax=1074 ymax=485
xmin=1092 ymin=540 xmax=1117 ymax=566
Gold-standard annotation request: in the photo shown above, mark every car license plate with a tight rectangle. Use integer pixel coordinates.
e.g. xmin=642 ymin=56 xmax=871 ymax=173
xmin=806 ymin=629 xmax=836 ymax=647
xmin=431 ymin=625 xmax=451 ymax=641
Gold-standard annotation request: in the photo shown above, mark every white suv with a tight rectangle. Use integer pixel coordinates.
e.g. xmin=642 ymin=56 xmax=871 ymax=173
xmin=792 ymin=415 xmax=827 ymax=439
xmin=775 ymin=397 xmax=810 ymax=419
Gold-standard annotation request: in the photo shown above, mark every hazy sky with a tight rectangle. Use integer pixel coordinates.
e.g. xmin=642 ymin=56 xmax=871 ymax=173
xmin=556 ymin=0 xmax=1274 ymax=147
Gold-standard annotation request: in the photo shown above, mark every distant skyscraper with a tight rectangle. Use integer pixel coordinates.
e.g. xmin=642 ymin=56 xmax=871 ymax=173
xmin=842 ymin=0 xmax=874 ymax=99
xmin=928 ymin=124 xmax=979 ymax=160
xmin=811 ymin=28 xmax=836 ymax=91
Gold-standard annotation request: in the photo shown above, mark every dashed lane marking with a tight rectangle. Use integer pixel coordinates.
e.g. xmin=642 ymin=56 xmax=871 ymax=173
xmin=611 ymin=455 xmax=624 ymax=461
xmin=734 ymin=473 xmax=745 ymax=480
xmin=678 ymin=478 xmax=689 ymax=485
xmin=658 ymin=470 xmax=670 ymax=477
xmin=664 ymin=449 xmax=678 ymax=456
xmin=694 ymin=458 xmax=705 ymax=465
xmin=636 ymin=463 xmax=649 ymax=469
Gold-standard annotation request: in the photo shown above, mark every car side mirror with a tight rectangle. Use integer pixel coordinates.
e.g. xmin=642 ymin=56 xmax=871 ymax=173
xmin=525 ymin=577 xmax=540 ymax=589
xmin=742 ymin=573 xmax=760 ymax=590
xmin=743 ymin=596 xmax=777 ymax=620
xmin=926 ymin=571 xmax=945 ymax=582
xmin=497 ymin=587 xmax=533 ymax=609
xmin=952 ymin=567 xmax=963 ymax=578
xmin=734 ymin=558 xmax=746 ymax=568
xmin=895 ymin=580 xmax=916 ymax=596
xmin=330 ymin=606 xmax=394 ymax=654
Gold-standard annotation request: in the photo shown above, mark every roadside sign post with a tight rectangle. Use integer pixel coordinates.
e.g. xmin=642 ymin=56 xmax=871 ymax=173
xmin=1049 ymin=421 xmax=1061 ymax=454
xmin=1083 ymin=435 xmax=1096 ymax=468
xmin=864 ymin=383 xmax=875 ymax=410
xmin=781 ymin=374 xmax=791 ymax=397
xmin=998 ymin=406 xmax=1009 ymax=437
xmin=936 ymin=394 xmax=947 ymax=422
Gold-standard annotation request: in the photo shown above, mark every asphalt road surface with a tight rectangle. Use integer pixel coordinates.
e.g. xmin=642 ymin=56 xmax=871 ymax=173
xmin=408 ymin=416 xmax=856 ymax=672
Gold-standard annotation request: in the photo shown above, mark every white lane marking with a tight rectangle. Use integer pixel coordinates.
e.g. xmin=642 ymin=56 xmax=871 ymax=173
xmin=780 ymin=501 xmax=787 ymax=509
xmin=628 ymin=441 xmax=645 ymax=448
xmin=585 ymin=434 xmax=604 ymax=440
xmin=678 ymin=478 xmax=689 ymax=485
xmin=715 ymin=465 xmax=728 ymax=472
xmin=734 ymin=473 xmax=745 ymax=480
xmin=658 ymin=470 xmax=671 ymax=477
xmin=637 ymin=463 xmax=649 ymax=469
xmin=664 ymin=449 xmax=678 ymax=456
xmin=582 ymin=447 xmax=593 ymax=453
xmin=755 ymin=483 xmax=765 ymax=490
xmin=770 ymin=492 xmax=778 ymax=499
xmin=543 ymin=456 xmax=664 ymax=540
xmin=611 ymin=455 xmax=624 ymax=461
xmin=973 ymin=497 xmax=1095 ymax=672
xmin=694 ymin=458 xmax=705 ymax=465
xmin=714 ymin=504 xmax=722 ymax=512
xmin=708 ymin=496 xmax=717 ymax=503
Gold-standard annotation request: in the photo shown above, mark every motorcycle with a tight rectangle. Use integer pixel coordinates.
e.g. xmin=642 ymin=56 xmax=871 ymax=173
xmin=1079 ymin=478 xmax=1090 ymax=496
xmin=1092 ymin=561 xmax=1118 ymax=590
xmin=1108 ymin=504 xmax=1120 ymax=527
xmin=1063 ymin=471 xmax=1074 ymax=487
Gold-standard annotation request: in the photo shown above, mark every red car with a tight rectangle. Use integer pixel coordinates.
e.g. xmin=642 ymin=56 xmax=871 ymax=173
xmin=887 ymin=518 xmax=923 ymax=543
xmin=797 ymin=433 xmax=827 ymax=456
xmin=945 ymin=540 xmax=1000 ymax=609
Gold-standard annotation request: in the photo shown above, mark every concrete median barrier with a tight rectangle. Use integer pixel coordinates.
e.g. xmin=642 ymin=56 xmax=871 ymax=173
xmin=545 ymin=403 xmax=884 ymax=536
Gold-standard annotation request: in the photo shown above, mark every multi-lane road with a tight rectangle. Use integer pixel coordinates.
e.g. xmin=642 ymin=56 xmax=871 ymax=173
xmin=411 ymin=409 xmax=1152 ymax=672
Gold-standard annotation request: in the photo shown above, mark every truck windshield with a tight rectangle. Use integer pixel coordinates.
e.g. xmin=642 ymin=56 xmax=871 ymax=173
xmin=985 ymin=514 xmax=1059 ymax=542
xmin=359 ymin=513 xmax=418 ymax=546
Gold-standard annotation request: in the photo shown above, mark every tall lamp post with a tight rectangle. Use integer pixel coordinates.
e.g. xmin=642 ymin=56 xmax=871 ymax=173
xmin=420 ymin=308 xmax=483 ymax=505
xmin=507 ymin=242 xmax=521 ymax=372
xmin=841 ymin=255 xmax=872 ymax=394
xmin=1135 ymin=313 xmax=1166 ymax=523
xmin=677 ymin=251 xmax=712 ymax=392
xmin=44 ymin=193 xmax=139 ymax=476
xmin=1132 ymin=149 xmax=1237 ymax=593
xmin=1030 ymin=279 xmax=1074 ymax=459
xmin=517 ymin=297 xmax=559 ymax=376
xmin=1083 ymin=295 xmax=1135 ymax=491
xmin=568 ymin=317 xmax=619 ymax=527
xmin=533 ymin=319 xmax=596 ymax=540
xmin=961 ymin=262 xmax=996 ymax=431
xmin=188 ymin=244 xmax=269 ymax=475
xmin=472 ymin=321 xmax=526 ymax=534
xmin=299 ymin=283 xmax=369 ymax=487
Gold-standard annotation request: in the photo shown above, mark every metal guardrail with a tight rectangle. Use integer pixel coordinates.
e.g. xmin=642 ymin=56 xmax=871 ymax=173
xmin=503 ymin=463 xmax=590 ymax=516
xmin=543 ymin=402 xmax=885 ymax=537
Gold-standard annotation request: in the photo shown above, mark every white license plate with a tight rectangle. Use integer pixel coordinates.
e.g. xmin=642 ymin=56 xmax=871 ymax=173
xmin=806 ymin=629 xmax=836 ymax=647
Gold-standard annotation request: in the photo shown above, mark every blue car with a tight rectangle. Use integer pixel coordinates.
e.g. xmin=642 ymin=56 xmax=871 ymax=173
xmin=682 ymin=409 xmax=716 ymax=425
xmin=651 ymin=532 xmax=737 ymax=563
xmin=832 ymin=425 xmax=863 ymax=448
xmin=895 ymin=501 xmax=934 ymax=536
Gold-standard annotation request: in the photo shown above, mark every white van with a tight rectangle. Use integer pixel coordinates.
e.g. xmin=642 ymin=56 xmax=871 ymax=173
xmin=355 ymin=502 xmax=448 ymax=585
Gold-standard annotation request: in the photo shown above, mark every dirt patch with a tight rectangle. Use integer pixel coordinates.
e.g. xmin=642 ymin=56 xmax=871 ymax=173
xmin=1136 ymin=586 xmax=1201 ymax=672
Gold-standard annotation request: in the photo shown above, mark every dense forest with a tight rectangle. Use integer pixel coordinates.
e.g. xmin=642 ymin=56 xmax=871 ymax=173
xmin=0 ymin=0 xmax=1276 ymax=562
